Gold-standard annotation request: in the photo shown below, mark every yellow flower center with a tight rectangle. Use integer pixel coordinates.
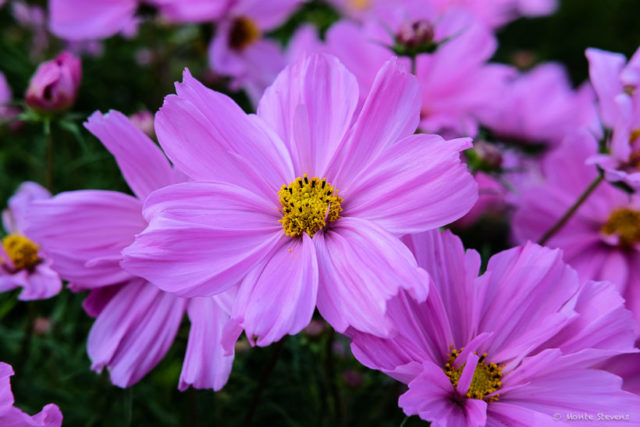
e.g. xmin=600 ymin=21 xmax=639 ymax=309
xmin=602 ymin=208 xmax=640 ymax=247
xmin=278 ymin=174 xmax=343 ymax=238
xmin=444 ymin=347 xmax=503 ymax=402
xmin=348 ymin=0 xmax=371 ymax=10
xmin=228 ymin=16 xmax=260 ymax=51
xmin=2 ymin=234 xmax=40 ymax=271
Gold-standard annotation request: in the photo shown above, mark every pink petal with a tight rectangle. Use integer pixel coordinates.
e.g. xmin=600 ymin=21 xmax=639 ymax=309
xmin=84 ymin=110 xmax=181 ymax=199
xmin=2 ymin=181 xmax=50 ymax=234
xmin=257 ymin=54 xmax=359 ymax=177
xmin=16 ymin=263 xmax=62 ymax=301
xmin=315 ymin=217 xmax=429 ymax=336
xmin=327 ymin=58 xmax=421 ymax=188
xmin=156 ymin=70 xmax=293 ymax=200
xmin=179 ymin=296 xmax=236 ymax=391
xmin=345 ymin=135 xmax=476 ymax=234
xmin=236 ymin=0 xmax=304 ymax=30
xmin=49 ymin=0 xmax=137 ymax=40
xmin=122 ymin=182 xmax=283 ymax=297
xmin=88 ymin=279 xmax=186 ymax=387
xmin=586 ymin=47 xmax=626 ymax=127
xmin=233 ymin=234 xmax=318 ymax=346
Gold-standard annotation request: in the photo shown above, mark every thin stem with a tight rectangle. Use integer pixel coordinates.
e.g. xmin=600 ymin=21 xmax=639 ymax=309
xmin=325 ymin=329 xmax=344 ymax=426
xmin=44 ymin=118 xmax=53 ymax=192
xmin=538 ymin=174 xmax=604 ymax=245
xmin=410 ymin=55 xmax=417 ymax=75
xmin=242 ymin=338 xmax=286 ymax=427
xmin=16 ymin=301 xmax=37 ymax=374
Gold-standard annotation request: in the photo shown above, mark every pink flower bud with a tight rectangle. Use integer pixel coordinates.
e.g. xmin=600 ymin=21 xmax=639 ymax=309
xmin=25 ymin=51 xmax=81 ymax=113
xmin=129 ymin=110 xmax=155 ymax=139
xmin=396 ymin=20 xmax=435 ymax=50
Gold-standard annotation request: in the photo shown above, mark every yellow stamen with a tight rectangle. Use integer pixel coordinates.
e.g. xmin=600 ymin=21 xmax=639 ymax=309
xmin=2 ymin=234 xmax=40 ymax=271
xmin=278 ymin=174 xmax=343 ymax=238
xmin=228 ymin=16 xmax=260 ymax=51
xmin=348 ymin=0 xmax=371 ymax=10
xmin=602 ymin=208 xmax=640 ymax=247
xmin=443 ymin=347 xmax=503 ymax=402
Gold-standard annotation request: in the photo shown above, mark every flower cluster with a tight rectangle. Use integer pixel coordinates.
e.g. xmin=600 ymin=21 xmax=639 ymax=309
xmin=1 ymin=0 xmax=640 ymax=425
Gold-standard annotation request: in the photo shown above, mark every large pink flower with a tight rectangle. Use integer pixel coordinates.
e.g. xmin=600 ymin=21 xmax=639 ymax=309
xmin=513 ymin=130 xmax=640 ymax=330
xmin=349 ymin=229 xmax=640 ymax=426
xmin=25 ymin=111 xmax=236 ymax=390
xmin=122 ymin=54 xmax=478 ymax=346
xmin=0 ymin=362 xmax=62 ymax=426
xmin=586 ymin=47 xmax=640 ymax=189
xmin=1 ymin=182 xmax=62 ymax=300
xmin=208 ymin=0 xmax=304 ymax=104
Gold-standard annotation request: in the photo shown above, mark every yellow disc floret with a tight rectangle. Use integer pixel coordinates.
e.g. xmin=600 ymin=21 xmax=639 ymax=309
xmin=228 ymin=16 xmax=260 ymax=51
xmin=2 ymin=234 xmax=40 ymax=271
xmin=444 ymin=347 xmax=503 ymax=402
xmin=278 ymin=174 xmax=343 ymax=238
xmin=602 ymin=208 xmax=640 ymax=247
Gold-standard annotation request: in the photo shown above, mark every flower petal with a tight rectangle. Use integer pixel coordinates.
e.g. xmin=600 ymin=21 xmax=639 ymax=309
xmin=345 ymin=135 xmax=476 ymax=234
xmin=257 ymin=54 xmax=359 ymax=177
xmin=85 ymin=110 xmax=180 ymax=199
xmin=49 ymin=0 xmax=137 ymax=40
xmin=586 ymin=47 xmax=626 ymax=127
xmin=122 ymin=182 xmax=283 ymax=297
xmin=315 ymin=217 xmax=429 ymax=336
xmin=233 ymin=233 xmax=318 ymax=346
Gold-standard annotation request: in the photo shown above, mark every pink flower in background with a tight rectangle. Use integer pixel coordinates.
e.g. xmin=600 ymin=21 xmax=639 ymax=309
xmin=430 ymin=0 xmax=558 ymax=29
xmin=25 ymin=111 xmax=237 ymax=390
xmin=349 ymin=229 xmax=640 ymax=425
xmin=25 ymin=52 xmax=81 ymax=113
xmin=314 ymin=3 xmax=512 ymax=136
xmin=454 ymin=172 xmax=507 ymax=227
xmin=208 ymin=0 xmax=304 ymax=104
xmin=154 ymin=0 xmax=233 ymax=23
xmin=11 ymin=2 xmax=50 ymax=58
xmin=1 ymin=182 xmax=62 ymax=301
xmin=513 ymin=130 xmax=640 ymax=329
xmin=587 ymin=47 xmax=640 ymax=189
xmin=122 ymin=55 xmax=477 ymax=346
xmin=0 ymin=362 xmax=62 ymax=426
xmin=129 ymin=110 xmax=155 ymax=138
xmin=480 ymin=63 xmax=599 ymax=146
xmin=0 ymin=71 xmax=19 ymax=122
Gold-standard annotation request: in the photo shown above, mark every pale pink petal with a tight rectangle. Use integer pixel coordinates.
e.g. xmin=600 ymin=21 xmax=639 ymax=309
xmin=179 ymin=297 xmax=235 ymax=391
xmin=49 ymin=0 xmax=137 ymax=40
xmin=84 ymin=110 xmax=181 ymax=199
xmin=122 ymin=182 xmax=283 ymax=297
xmin=16 ymin=263 xmax=62 ymax=301
xmin=586 ymin=47 xmax=626 ymax=127
xmin=82 ymin=285 xmax=123 ymax=318
xmin=88 ymin=279 xmax=187 ymax=387
xmin=235 ymin=0 xmax=303 ymax=30
xmin=315 ymin=217 xmax=429 ymax=336
xmin=345 ymin=135 xmax=476 ymax=234
xmin=157 ymin=0 xmax=231 ymax=23
xmin=2 ymin=181 xmax=50 ymax=234
xmin=233 ymin=234 xmax=318 ymax=346
xmin=257 ymin=54 xmax=359 ymax=177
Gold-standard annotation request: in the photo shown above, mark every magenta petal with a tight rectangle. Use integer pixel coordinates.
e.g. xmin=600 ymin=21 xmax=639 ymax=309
xmin=586 ymin=47 xmax=627 ymax=127
xmin=156 ymin=70 xmax=293 ymax=199
xmin=315 ymin=217 xmax=429 ymax=336
xmin=257 ymin=54 xmax=359 ymax=177
xmin=84 ymin=110 xmax=180 ymax=199
xmin=345 ymin=135 xmax=477 ymax=234
xmin=238 ymin=0 xmax=304 ymax=30
xmin=122 ymin=182 xmax=283 ymax=297
xmin=179 ymin=297 xmax=236 ymax=391
xmin=328 ymin=58 xmax=421 ymax=187
xmin=49 ymin=0 xmax=137 ymax=40
xmin=16 ymin=263 xmax=62 ymax=301
xmin=25 ymin=190 xmax=144 ymax=288
xmin=233 ymin=234 xmax=318 ymax=346
xmin=2 ymin=181 xmax=50 ymax=234
xmin=88 ymin=280 xmax=186 ymax=387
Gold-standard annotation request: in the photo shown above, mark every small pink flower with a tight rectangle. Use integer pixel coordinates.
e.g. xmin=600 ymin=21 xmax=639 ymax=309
xmin=122 ymin=54 xmax=477 ymax=345
xmin=0 ymin=72 xmax=18 ymax=122
xmin=1 ymin=182 xmax=62 ymax=301
xmin=348 ymin=229 xmax=640 ymax=425
xmin=25 ymin=52 xmax=81 ymax=113
xmin=26 ymin=111 xmax=237 ymax=390
xmin=0 ymin=361 xmax=62 ymax=426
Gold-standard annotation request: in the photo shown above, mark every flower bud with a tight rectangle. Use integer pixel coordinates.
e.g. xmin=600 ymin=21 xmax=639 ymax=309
xmin=129 ymin=110 xmax=155 ymax=139
xmin=25 ymin=51 xmax=81 ymax=113
xmin=395 ymin=20 xmax=435 ymax=52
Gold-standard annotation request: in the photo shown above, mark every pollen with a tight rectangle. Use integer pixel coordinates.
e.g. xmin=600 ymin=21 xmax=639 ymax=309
xmin=348 ymin=0 xmax=371 ymax=10
xmin=602 ymin=208 xmax=640 ymax=247
xmin=228 ymin=16 xmax=260 ymax=51
xmin=278 ymin=174 xmax=343 ymax=238
xmin=444 ymin=347 xmax=503 ymax=402
xmin=2 ymin=234 xmax=40 ymax=271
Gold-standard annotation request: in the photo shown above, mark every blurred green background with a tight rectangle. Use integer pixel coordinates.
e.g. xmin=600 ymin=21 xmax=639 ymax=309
xmin=1 ymin=0 xmax=640 ymax=425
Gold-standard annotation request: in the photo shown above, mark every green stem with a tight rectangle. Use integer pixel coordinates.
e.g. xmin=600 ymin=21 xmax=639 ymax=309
xmin=538 ymin=174 xmax=604 ymax=245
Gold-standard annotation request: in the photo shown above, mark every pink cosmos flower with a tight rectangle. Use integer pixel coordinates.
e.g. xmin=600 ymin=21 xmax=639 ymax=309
xmin=122 ymin=54 xmax=478 ymax=346
xmin=348 ymin=229 xmax=640 ymax=425
xmin=25 ymin=52 xmax=81 ymax=114
xmin=208 ymin=0 xmax=304 ymax=105
xmin=429 ymin=0 xmax=557 ymax=29
xmin=317 ymin=4 xmax=513 ymax=136
xmin=513 ymin=130 xmax=640 ymax=329
xmin=0 ymin=362 xmax=62 ymax=426
xmin=49 ymin=0 xmax=231 ymax=41
xmin=586 ymin=47 xmax=640 ymax=189
xmin=480 ymin=63 xmax=599 ymax=146
xmin=25 ymin=111 xmax=237 ymax=390
xmin=1 ymin=182 xmax=62 ymax=301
